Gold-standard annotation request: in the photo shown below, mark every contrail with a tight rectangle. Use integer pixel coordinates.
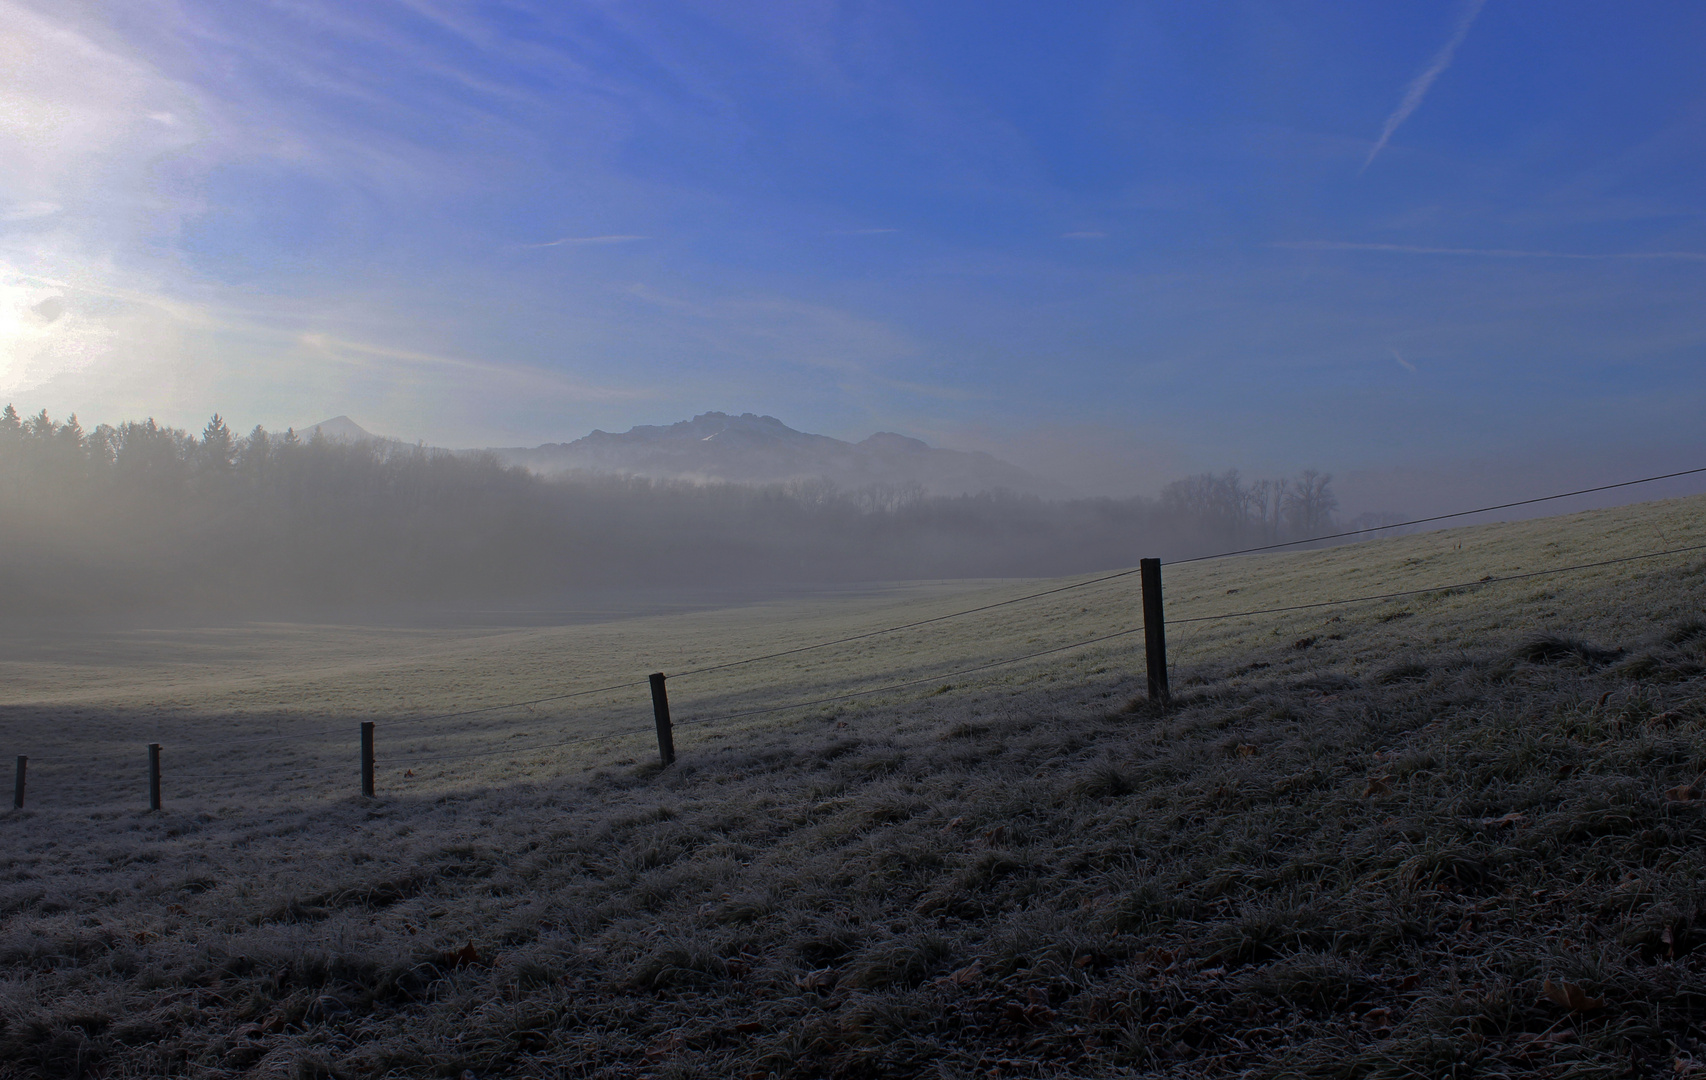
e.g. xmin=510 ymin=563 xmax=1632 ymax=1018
xmin=525 ymin=235 xmax=649 ymax=248
xmin=1362 ymin=0 xmax=1488 ymax=173
xmin=1275 ymin=240 xmax=1706 ymax=261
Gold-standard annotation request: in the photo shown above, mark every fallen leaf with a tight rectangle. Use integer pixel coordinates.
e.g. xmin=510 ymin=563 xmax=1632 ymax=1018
xmin=642 ymin=1033 xmax=686 ymax=1060
xmin=1471 ymin=811 xmax=1526 ymax=828
xmin=445 ymin=943 xmax=482 ymax=968
xmin=982 ymin=825 xmax=1008 ymax=845
xmin=1667 ymin=784 xmax=1699 ymax=802
xmin=403 ymin=770 xmax=414 ymax=778
xmin=1001 ymin=1000 xmax=1056 ymax=1028
xmin=1398 ymin=974 xmax=1421 ymax=992
xmin=1237 ymin=744 xmax=1258 ymax=757
xmin=794 ymin=967 xmax=838 ymax=992
xmin=166 ymin=903 xmax=188 ymax=915
xmin=1363 ymin=776 xmax=1392 ymax=798
xmin=734 ymin=1021 xmax=762 ymax=1034
xmin=1598 ymin=690 xmax=1614 ymax=707
xmin=944 ymin=961 xmax=983 ymax=987
xmin=940 ymin=816 xmax=963 ymax=834
xmin=1540 ymin=978 xmax=1603 ymax=1012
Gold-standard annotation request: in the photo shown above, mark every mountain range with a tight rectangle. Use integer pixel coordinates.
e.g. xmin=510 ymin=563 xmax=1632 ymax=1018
xmin=302 ymin=412 xmax=1059 ymax=498
xmin=497 ymin=412 xmax=1060 ymax=497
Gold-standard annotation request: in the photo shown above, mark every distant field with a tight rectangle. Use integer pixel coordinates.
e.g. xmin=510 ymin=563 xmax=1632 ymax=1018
xmin=6 ymin=495 xmax=1702 ymax=810
xmin=3 ymin=494 xmax=1705 ymax=1077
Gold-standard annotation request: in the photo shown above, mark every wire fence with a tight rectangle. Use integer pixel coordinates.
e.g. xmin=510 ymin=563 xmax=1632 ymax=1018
xmin=7 ymin=465 xmax=1706 ymax=811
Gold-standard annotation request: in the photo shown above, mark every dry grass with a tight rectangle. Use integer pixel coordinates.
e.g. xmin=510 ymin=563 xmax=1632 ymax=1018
xmin=3 ymin=496 xmax=1706 ymax=1077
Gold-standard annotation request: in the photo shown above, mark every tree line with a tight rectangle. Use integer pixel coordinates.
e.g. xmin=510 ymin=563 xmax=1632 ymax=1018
xmin=0 ymin=407 xmax=1383 ymax=613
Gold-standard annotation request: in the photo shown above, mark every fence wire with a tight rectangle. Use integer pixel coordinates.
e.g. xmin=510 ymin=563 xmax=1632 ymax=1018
xmin=10 ymin=466 xmax=1706 ymax=803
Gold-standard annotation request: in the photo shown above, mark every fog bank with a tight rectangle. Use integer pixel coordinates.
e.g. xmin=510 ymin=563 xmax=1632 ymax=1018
xmin=1 ymin=407 xmax=1374 ymax=616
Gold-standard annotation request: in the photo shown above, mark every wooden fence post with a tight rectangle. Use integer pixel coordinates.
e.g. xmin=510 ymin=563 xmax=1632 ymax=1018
xmin=649 ymin=673 xmax=676 ymax=767
xmin=1140 ymin=558 xmax=1170 ymax=705
xmin=148 ymin=744 xmax=162 ymax=811
xmin=361 ymin=722 xmax=375 ymax=798
xmin=12 ymin=756 xmax=24 ymax=810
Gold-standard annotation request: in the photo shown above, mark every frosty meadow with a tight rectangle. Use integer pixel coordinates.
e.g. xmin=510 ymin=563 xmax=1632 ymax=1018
xmin=4 ymin=493 xmax=1706 ymax=1076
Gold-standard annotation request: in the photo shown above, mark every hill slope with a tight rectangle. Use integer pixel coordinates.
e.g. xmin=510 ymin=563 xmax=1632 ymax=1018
xmin=3 ymin=495 xmax=1706 ymax=1078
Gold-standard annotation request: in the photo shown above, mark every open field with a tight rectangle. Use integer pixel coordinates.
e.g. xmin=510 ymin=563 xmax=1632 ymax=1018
xmin=4 ymin=494 xmax=1706 ymax=1077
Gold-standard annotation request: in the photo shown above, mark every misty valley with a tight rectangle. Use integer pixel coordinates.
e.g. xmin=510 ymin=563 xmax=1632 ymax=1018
xmin=0 ymin=406 xmax=1371 ymax=616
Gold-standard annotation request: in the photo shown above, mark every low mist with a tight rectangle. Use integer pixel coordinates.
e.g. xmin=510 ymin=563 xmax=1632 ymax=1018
xmin=0 ymin=407 xmax=1385 ymax=616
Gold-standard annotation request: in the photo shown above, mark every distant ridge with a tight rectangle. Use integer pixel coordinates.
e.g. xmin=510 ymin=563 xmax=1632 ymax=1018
xmin=304 ymin=415 xmax=377 ymax=442
xmin=493 ymin=412 xmax=1062 ymax=498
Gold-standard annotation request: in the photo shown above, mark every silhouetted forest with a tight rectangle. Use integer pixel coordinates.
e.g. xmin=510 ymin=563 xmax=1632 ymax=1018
xmin=0 ymin=407 xmax=1387 ymax=613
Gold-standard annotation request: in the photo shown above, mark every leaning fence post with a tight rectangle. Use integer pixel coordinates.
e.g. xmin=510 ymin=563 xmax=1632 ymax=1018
xmin=360 ymin=722 xmax=375 ymax=798
xmin=649 ymin=673 xmax=676 ymax=767
xmin=148 ymin=744 xmax=162 ymax=811
xmin=1140 ymin=558 xmax=1170 ymax=704
xmin=12 ymin=756 xmax=24 ymax=810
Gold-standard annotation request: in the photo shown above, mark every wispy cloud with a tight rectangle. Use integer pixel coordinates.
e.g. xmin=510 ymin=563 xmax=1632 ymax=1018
xmin=1362 ymin=0 xmax=1488 ymax=172
xmin=525 ymin=235 xmax=650 ymax=248
xmin=1391 ymin=347 xmax=1416 ymax=372
xmin=1 ymin=201 xmax=62 ymax=221
xmin=1276 ymin=240 xmax=1706 ymax=262
xmin=296 ymin=332 xmax=644 ymax=400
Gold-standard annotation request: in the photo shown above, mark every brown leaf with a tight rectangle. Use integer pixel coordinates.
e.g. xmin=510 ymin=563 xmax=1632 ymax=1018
xmin=1668 ymin=784 xmax=1699 ymax=802
xmin=1471 ymin=811 xmax=1525 ymax=828
xmin=1363 ymin=776 xmax=1392 ymax=798
xmin=403 ymin=770 xmax=414 ymax=778
xmin=1540 ymin=978 xmax=1603 ymax=1012
xmin=1236 ymin=744 xmax=1258 ymax=757
xmin=794 ymin=967 xmax=838 ymax=992
xmin=446 ymin=943 xmax=482 ymax=968
xmin=734 ymin=1021 xmax=762 ymax=1034
xmin=642 ymin=1033 xmax=686 ymax=1060
xmin=1001 ymin=1000 xmax=1056 ymax=1028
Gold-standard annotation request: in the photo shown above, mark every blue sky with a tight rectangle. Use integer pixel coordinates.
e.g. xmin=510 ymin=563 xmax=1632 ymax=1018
xmin=2 ymin=1 xmax=1704 ymax=506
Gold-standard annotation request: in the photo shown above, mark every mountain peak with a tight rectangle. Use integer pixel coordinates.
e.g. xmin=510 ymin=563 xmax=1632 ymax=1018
xmin=495 ymin=413 xmax=1062 ymax=498
xmin=305 ymin=416 xmax=375 ymax=442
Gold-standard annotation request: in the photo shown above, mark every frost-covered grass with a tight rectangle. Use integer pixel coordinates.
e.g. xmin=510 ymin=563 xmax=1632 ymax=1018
xmin=3 ymin=495 xmax=1706 ymax=1078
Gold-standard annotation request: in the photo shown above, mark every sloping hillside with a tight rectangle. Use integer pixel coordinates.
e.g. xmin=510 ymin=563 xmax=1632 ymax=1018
xmin=2 ymin=495 xmax=1705 ymax=1078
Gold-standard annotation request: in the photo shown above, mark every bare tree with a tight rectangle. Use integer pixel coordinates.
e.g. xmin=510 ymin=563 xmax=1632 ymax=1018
xmin=1283 ymin=469 xmax=1338 ymax=539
